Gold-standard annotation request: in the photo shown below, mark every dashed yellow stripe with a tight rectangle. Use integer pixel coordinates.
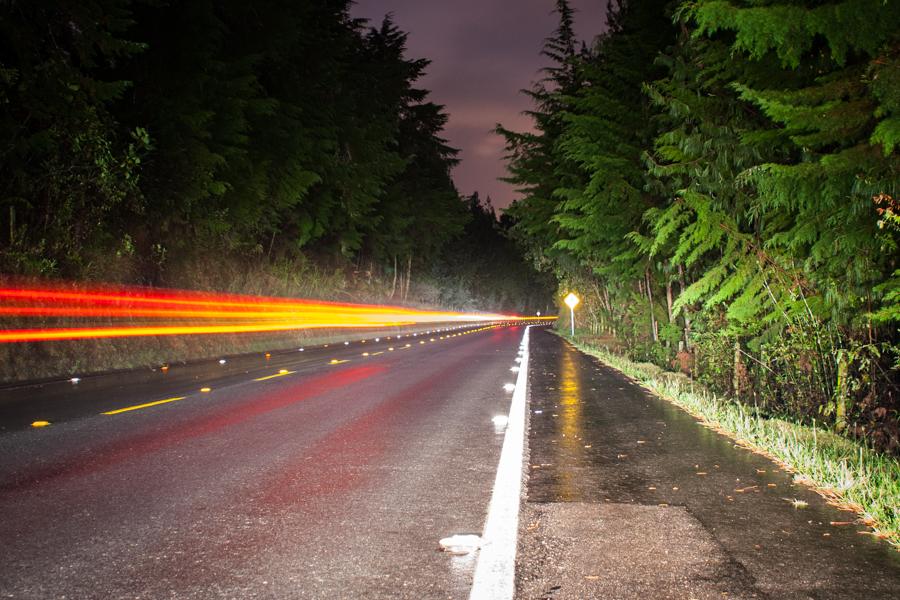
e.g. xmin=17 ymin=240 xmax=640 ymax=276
xmin=254 ymin=370 xmax=296 ymax=381
xmin=102 ymin=396 xmax=186 ymax=415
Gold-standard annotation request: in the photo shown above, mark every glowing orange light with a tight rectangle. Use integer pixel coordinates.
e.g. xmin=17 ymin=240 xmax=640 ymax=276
xmin=0 ymin=282 xmax=554 ymax=344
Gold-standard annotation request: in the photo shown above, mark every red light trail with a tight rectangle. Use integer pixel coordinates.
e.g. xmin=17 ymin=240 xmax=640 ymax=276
xmin=0 ymin=283 xmax=549 ymax=343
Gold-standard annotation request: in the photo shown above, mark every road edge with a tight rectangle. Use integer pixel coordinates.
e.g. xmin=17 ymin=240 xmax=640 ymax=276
xmin=469 ymin=325 xmax=532 ymax=599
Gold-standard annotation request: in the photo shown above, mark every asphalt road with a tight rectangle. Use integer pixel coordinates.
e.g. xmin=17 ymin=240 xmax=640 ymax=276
xmin=5 ymin=325 xmax=899 ymax=600
xmin=0 ymin=323 xmax=532 ymax=599
xmin=517 ymin=329 xmax=900 ymax=599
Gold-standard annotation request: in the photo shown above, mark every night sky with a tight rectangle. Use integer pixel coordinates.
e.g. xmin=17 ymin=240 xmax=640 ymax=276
xmin=351 ymin=1 xmax=608 ymax=210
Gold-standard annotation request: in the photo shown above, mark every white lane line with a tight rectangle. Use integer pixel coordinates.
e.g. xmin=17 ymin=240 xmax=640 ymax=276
xmin=469 ymin=325 xmax=532 ymax=600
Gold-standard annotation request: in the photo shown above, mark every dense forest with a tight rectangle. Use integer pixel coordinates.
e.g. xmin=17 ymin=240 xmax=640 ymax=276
xmin=502 ymin=0 xmax=899 ymax=450
xmin=0 ymin=0 xmax=551 ymax=314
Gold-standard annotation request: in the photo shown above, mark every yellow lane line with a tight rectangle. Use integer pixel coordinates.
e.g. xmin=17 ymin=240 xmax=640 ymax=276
xmin=329 ymin=359 xmax=350 ymax=365
xmin=103 ymin=396 xmax=186 ymax=415
xmin=254 ymin=370 xmax=296 ymax=381
xmin=371 ymin=351 xmax=384 ymax=356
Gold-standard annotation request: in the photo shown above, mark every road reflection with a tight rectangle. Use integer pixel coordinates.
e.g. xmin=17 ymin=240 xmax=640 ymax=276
xmin=556 ymin=346 xmax=582 ymax=501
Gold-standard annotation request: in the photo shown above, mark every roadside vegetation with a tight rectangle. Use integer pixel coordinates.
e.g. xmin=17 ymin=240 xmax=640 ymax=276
xmin=0 ymin=1 xmax=553 ymax=382
xmin=501 ymin=0 xmax=899 ymax=455
xmin=562 ymin=332 xmax=900 ymax=549
xmin=0 ymin=0 xmax=552 ymax=311
xmin=0 ymin=198 xmax=554 ymax=383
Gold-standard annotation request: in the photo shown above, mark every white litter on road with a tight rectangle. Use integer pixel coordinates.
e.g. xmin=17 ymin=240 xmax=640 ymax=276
xmin=439 ymin=534 xmax=482 ymax=555
xmin=492 ymin=414 xmax=509 ymax=435
xmin=469 ymin=325 xmax=532 ymax=600
xmin=503 ymin=383 xmax=516 ymax=393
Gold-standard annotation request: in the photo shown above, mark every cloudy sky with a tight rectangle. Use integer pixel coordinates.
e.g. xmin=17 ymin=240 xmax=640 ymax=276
xmin=351 ymin=1 xmax=608 ymax=210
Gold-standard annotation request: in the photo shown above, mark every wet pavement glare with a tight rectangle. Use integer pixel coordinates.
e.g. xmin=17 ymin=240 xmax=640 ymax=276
xmin=519 ymin=329 xmax=900 ymax=599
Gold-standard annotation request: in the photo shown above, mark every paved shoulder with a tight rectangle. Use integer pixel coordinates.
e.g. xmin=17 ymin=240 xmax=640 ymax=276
xmin=516 ymin=329 xmax=900 ymax=599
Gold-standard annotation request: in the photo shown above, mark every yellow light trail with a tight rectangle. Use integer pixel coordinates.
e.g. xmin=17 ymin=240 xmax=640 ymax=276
xmin=0 ymin=282 xmax=554 ymax=343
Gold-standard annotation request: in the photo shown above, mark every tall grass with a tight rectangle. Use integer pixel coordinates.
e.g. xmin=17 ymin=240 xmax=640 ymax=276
xmin=562 ymin=333 xmax=900 ymax=549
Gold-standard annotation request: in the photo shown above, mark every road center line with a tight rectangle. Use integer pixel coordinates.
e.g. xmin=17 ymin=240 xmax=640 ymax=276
xmin=102 ymin=396 xmax=186 ymax=415
xmin=469 ymin=325 xmax=531 ymax=600
xmin=253 ymin=370 xmax=296 ymax=381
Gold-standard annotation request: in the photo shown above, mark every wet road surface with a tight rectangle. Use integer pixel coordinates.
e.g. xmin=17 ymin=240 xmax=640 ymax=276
xmin=0 ymin=324 xmax=530 ymax=599
xmin=517 ymin=329 xmax=900 ymax=599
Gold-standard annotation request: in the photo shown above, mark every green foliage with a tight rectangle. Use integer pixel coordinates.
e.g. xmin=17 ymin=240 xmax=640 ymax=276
xmin=504 ymin=0 xmax=900 ymax=450
xmin=0 ymin=0 xmax=147 ymax=275
xmin=689 ymin=0 xmax=900 ymax=68
xmin=433 ymin=194 xmax=555 ymax=313
xmin=0 ymin=0 xmax=536 ymax=309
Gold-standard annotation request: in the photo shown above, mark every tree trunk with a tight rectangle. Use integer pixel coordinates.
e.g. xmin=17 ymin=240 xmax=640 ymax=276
xmin=665 ymin=277 xmax=674 ymax=349
xmin=645 ymin=267 xmax=659 ymax=343
xmin=390 ymin=255 xmax=398 ymax=299
xmin=834 ymin=352 xmax=850 ymax=432
xmin=603 ymin=286 xmax=613 ymax=336
xmin=403 ymin=255 xmax=412 ymax=301
xmin=266 ymin=230 xmax=276 ymax=259
xmin=678 ymin=264 xmax=692 ymax=350
xmin=733 ymin=338 xmax=744 ymax=397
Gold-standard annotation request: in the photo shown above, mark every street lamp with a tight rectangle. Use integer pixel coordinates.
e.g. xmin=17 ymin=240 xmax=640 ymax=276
xmin=563 ymin=292 xmax=580 ymax=337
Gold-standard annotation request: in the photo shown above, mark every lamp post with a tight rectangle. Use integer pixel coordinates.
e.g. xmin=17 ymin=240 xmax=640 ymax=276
xmin=563 ymin=292 xmax=580 ymax=337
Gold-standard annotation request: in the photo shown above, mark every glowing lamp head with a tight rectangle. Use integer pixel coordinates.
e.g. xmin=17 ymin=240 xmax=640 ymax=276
xmin=564 ymin=293 xmax=580 ymax=309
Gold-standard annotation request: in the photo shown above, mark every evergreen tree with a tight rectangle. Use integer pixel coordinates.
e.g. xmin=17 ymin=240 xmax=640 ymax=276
xmin=0 ymin=0 xmax=147 ymax=276
xmin=687 ymin=0 xmax=900 ymax=329
xmin=498 ymin=0 xmax=584 ymax=272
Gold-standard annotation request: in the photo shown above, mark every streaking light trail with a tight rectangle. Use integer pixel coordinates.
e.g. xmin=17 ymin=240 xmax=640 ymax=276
xmin=0 ymin=283 xmax=551 ymax=343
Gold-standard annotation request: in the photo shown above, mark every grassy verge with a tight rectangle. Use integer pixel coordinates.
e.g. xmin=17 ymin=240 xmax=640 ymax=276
xmin=559 ymin=331 xmax=900 ymax=550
